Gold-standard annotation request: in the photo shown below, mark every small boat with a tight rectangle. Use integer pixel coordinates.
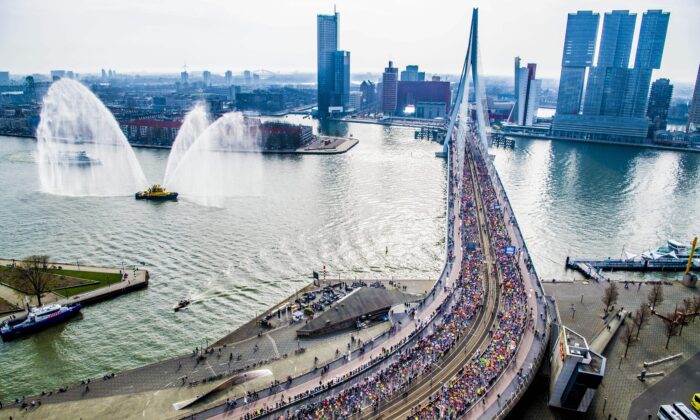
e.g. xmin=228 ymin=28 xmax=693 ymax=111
xmin=0 ymin=303 xmax=82 ymax=341
xmin=174 ymin=299 xmax=190 ymax=312
xmin=135 ymin=184 xmax=178 ymax=201
xmin=57 ymin=151 xmax=101 ymax=166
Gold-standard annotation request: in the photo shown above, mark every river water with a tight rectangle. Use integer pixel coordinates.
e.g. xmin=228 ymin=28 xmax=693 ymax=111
xmin=1 ymin=121 xmax=699 ymax=401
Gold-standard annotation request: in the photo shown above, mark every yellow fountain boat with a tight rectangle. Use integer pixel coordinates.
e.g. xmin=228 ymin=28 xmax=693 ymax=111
xmin=135 ymin=184 xmax=178 ymax=201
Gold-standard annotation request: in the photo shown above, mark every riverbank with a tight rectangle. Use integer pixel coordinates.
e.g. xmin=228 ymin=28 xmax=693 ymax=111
xmin=1 ymin=134 xmax=358 ymax=155
xmin=498 ymin=130 xmax=700 ymax=154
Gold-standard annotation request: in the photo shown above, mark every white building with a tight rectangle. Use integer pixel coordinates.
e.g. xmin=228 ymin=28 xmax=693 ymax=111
xmin=512 ymin=57 xmax=540 ymax=126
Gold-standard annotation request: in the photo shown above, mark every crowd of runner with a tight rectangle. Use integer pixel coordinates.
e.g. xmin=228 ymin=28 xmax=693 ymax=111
xmin=239 ymin=127 xmax=530 ymax=420
xmin=409 ymin=128 xmax=529 ymax=419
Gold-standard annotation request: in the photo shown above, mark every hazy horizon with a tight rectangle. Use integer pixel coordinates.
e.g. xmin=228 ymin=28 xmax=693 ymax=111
xmin=1 ymin=0 xmax=698 ymax=83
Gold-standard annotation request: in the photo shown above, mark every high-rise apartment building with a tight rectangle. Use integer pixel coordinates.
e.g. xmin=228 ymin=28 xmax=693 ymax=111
xmin=647 ymin=78 xmax=673 ymax=132
xmin=555 ymin=11 xmax=599 ymax=115
xmin=689 ymin=65 xmax=700 ymax=131
xmin=382 ymin=61 xmax=399 ymax=115
xmin=513 ymin=57 xmax=541 ymax=126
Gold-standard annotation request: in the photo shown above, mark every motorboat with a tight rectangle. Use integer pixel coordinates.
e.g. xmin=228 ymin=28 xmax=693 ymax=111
xmin=174 ymin=299 xmax=190 ymax=312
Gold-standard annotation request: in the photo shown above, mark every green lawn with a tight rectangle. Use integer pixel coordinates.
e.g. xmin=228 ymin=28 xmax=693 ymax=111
xmin=0 ymin=266 xmax=123 ymax=298
xmin=49 ymin=269 xmax=122 ymax=297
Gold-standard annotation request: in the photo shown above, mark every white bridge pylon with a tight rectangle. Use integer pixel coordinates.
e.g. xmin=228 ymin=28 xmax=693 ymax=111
xmin=442 ymin=8 xmax=490 ymax=158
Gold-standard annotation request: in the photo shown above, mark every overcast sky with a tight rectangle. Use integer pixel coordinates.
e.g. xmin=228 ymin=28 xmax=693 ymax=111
xmin=1 ymin=0 xmax=698 ymax=82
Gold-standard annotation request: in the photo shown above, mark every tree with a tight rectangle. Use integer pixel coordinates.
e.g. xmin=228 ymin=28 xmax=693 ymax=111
xmin=633 ymin=303 xmax=652 ymax=340
xmin=602 ymin=282 xmax=619 ymax=314
xmin=660 ymin=313 xmax=680 ymax=349
xmin=619 ymin=321 xmax=637 ymax=358
xmin=647 ymin=283 xmax=664 ymax=310
xmin=15 ymin=255 xmax=51 ymax=307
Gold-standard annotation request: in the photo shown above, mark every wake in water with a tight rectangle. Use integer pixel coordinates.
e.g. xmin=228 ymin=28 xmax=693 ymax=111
xmin=36 ymin=79 xmax=147 ymax=196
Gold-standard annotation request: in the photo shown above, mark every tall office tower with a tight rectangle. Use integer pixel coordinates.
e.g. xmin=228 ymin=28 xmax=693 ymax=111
xmin=621 ymin=10 xmax=669 ymax=118
xmin=243 ymin=70 xmax=252 ymax=85
xmin=647 ymin=78 xmax=673 ymax=131
xmin=180 ymin=71 xmax=189 ymax=85
xmin=400 ymin=65 xmax=425 ymax=82
xmin=582 ymin=10 xmax=636 ymax=116
xmin=555 ymin=11 xmax=599 ymax=115
xmin=0 ymin=71 xmax=9 ymax=85
xmin=512 ymin=58 xmax=540 ymax=126
xmin=688 ymin=65 xmax=700 ymax=131
xmin=203 ymin=70 xmax=211 ymax=86
xmin=101 ymin=69 xmax=107 ymax=79
xmin=317 ymin=12 xmax=339 ymax=118
xmin=382 ymin=61 xmax=399 ymax=114
xmin=333 ymin=50 xmax=351 ymax=110
xmin=225 ymin=70 xmax=232 ymax=85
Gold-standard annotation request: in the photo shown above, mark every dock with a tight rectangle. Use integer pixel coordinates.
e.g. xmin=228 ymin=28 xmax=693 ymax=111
xmin=565 ymin=256 xmax=699 ymax=282
xmin=0 ymin=259 xmax=148 ymax=324
xmin=414 ymin=126 xmax=446 ymax=143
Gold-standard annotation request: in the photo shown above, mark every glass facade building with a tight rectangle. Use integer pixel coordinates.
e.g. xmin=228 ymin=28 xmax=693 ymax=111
xmin=582 ymin=11 xmax=636 ymax=117
xmin=554 ymin=9 xmax=670 ymax=145
xmin=555 ymin=11 xmax=599 ymax=115
xmin=621 ymin=10 xmax=669 ymax=118
xmin=332 ymin=50 xmax=350 ymax=111
xmin=647 ymin=78 xmax=673 ymax=131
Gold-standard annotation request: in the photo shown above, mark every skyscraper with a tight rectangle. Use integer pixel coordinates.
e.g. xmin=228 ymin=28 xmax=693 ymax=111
xmin=203 ymin=70 xmax=211 ymax=86
xmin=646 ymin=78 xmax=673 ymax=132
xmin=688 ymin=65 xmax=700 ymax=131
xmin=555 ymin=11 xmax=599 ymax=115
xmin=0 ymin=71 xmax=9 ymax=85
xmin=317 ymin=12 xmax=338 ymax=118
xmin=225 ymin=70 xmax=232 ymax=85
xmin=553 ymin=9 xmax=670 ymax=145
xmin=582 ymin=10 xmax=636 ymax=117
xmin=621 ymin=10 xmax=669 ymax=118
xmin=513 ymin=58 xmax=541 ymax=126
xmin=382 ymin=61 xmax=398 ymax=115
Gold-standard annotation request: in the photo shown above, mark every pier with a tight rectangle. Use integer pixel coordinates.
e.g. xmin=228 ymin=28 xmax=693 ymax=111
xmin=0 ymin=259 xmax=148 ymax=324
xmin=414 ymin=126 xmax=446 ymax=143
xmin=565 ymin=256 xmax=699 ymax=281
xmin=490 ymin=132 xmax=515 ymax=148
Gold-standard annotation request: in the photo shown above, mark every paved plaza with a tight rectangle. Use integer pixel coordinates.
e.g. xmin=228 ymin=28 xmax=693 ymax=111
xmin=508 ymin=279 xmax=700 ymax=420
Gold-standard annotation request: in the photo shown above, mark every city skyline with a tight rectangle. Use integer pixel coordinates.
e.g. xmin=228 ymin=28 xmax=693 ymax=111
xmin=0 ymin=0 xmax=698 ymax=83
